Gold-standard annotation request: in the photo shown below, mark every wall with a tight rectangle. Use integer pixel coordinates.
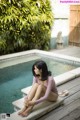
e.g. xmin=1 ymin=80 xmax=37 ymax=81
xmin=50 ymin=0 xmax=70 ymax=49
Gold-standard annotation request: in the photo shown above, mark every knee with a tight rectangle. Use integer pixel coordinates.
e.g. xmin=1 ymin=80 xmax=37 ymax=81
xmin=33 ymin=83 xmax=39 ymax=88
xmin=38 ymin=84 xmax=43 ymax=88
xmin=38 ymin=84 xmax=46 ymax=91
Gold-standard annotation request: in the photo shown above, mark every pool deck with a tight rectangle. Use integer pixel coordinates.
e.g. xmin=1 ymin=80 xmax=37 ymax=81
xmin=37 ymin=46 xmax=80 ymax=120
xmin=1 ymin=46 xmax=80 ymax=120
xmin=50 ymin=46 xmax=80 ymax=58
xmin=11 ymin=46 xmax=80 ymax=120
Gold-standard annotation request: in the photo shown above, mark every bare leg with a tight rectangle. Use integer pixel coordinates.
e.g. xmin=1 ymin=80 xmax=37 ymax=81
xmin=21 ymin=84 xmax=45 ymax=116
xmin=47 ymin=92 xmax=58 ymax=101
xmin=32 ymin=84 xmax=44 ymax=100
xmin=21 ymin=106 xmax=33 ymax=117
xmin=18 ymin=106 xmax=27 ymax=115
xmin=21 ymin=84 xmax=58 ymax=117
xmin=27 ymin=83 xmax=39 ymax=101
xmin=32 ymin=84 xmax=58 ymax=102
xmin=18 ymin=83 xmax=39 ymax=115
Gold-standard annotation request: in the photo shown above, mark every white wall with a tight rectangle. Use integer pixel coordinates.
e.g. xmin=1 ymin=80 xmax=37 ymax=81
xmin=50 ymin=0 xmax=70 ymax=49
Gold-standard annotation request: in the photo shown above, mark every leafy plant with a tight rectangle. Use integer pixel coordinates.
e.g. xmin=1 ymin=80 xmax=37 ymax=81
xmin=0 ymin=0 xmax=54 ymax=55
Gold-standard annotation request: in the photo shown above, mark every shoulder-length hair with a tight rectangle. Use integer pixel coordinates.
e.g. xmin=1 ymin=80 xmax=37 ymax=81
xmin=32 ymin=60 xmax=51 ymax=81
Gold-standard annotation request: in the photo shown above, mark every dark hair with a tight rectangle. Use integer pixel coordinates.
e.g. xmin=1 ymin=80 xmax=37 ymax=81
xmin=32 ymin=60 xmax=51 ymax=81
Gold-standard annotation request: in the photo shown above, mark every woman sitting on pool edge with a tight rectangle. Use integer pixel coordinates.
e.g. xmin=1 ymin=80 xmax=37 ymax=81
xmin=18 ymin=60 xmax=58 ymax=117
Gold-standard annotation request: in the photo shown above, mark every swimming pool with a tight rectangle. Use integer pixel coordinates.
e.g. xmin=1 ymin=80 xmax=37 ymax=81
xmin=0 ymin=60 xmax=34 ymax=113
xmin=0 ymin=54 xmax=79 ymax=114
xmin=0 ymin=50 xmax=80 ymax=113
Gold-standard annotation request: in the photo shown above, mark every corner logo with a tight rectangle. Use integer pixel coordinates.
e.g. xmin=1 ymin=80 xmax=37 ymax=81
xmin=0 ymin=113 xmax=10 ymax=120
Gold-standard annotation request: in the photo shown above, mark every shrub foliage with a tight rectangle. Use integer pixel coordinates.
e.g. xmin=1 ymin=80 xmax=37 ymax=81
xmin=0 ymin=0 xmax=54 ymax=55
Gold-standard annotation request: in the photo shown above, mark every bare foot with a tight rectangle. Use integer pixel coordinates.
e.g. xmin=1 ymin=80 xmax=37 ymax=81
xmin=21 ymin=106 xmax=33 ymax=117
xmin=18 ymin=107 xmax=27 ymax=115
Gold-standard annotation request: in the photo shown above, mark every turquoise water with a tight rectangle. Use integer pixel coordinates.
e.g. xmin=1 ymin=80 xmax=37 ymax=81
xmin=0 ymin=58 xmax=78 ymax=113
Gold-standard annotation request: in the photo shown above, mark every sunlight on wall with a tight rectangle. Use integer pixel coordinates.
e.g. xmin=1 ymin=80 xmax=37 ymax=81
xmin=50 ymin=0 xmax=70 ymax=49
xmin=50 ymin=0 xmax=70 ymax=18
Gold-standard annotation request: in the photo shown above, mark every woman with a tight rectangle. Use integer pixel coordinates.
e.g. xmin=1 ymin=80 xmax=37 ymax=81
xmin=18 ymin=60 xmax=58 ymax=117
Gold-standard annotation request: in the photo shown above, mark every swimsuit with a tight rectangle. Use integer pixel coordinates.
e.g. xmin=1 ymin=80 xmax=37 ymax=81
xmin=33 ymin=76 xmax=58 ymax=104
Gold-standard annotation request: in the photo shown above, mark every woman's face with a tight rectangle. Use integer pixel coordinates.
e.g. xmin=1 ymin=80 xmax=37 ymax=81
xmin=34 ymin=66 xmax=42 ymax=80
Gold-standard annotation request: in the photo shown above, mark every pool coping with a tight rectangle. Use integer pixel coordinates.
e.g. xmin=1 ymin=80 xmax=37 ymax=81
xmin=0 ymin=49 xmax=80 ymax=120
xmin=0 ymin=49 xmax=80 ymax=86
xmin=0 ymin=49 xmax=80 ymax=59
xmin=0 ymin=49 xmax=80 ymax=64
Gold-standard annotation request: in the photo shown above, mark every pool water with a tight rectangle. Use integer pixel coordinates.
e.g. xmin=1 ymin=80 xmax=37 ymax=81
xmin=0 ymin=58 xmax=78 ymax=113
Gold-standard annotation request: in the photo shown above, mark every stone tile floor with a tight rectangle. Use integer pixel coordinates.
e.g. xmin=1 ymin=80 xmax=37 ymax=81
xmin=50 ymin=46 xmax=80 ymax=58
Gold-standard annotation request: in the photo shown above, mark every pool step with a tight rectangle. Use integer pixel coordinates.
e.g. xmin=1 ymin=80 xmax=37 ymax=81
xmin=11 ymin=97 xmax=64 ymax=120
xmin=12 ymin=96 xmax=64 ymax=111
xmin=12 ymin=86 xmax=31 ymax=111
xmin=12 ymin=98 xmax=24 ymax=111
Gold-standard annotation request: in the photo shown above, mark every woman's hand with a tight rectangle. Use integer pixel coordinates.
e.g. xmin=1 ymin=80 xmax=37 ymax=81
xmin=24 ymin=97 xmax=35 ymax=107
xmin=24 ymin=97 xmax=29 ymax=107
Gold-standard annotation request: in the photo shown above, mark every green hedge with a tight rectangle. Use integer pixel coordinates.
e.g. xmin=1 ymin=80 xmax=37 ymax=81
xmin=0 ymin=0 xmax=54 ymax=55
